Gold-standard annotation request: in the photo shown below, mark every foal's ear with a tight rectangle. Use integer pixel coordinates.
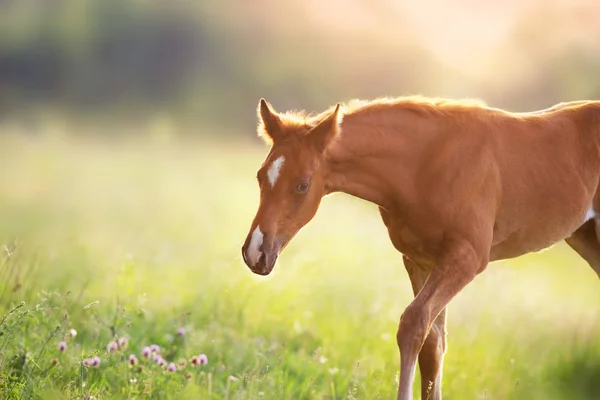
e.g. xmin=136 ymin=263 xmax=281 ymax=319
xmin=308 ymin=103 xmax=341 ymax=153
xmin=257 ymin=98 xmax=284 ymax=143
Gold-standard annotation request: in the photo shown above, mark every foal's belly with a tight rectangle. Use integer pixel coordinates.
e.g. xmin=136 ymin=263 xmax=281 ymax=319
xmin=490 ymin=234 xmax=564 ymax=262
xmin=489 ymin=201 xmax=594 ymax=262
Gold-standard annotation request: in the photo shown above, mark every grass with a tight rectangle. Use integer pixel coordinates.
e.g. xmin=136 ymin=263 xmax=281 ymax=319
xmin=0 ymin=128 xmax=599 ymax=399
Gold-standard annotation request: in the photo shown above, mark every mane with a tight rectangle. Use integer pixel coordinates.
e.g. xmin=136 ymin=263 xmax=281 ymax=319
xmin=258 ymin=95 xmax=494 ymax=143
xmin=279 ymin=95 xmax=490 ymax=127
xmin=341 ymin=95 xmax=488 ymax=116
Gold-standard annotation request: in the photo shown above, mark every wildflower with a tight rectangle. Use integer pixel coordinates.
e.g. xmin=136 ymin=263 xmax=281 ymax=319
xmin=107 ymin=341 xmax=118 ymax=352
xmin=142 ymin=346 xmax=152 ymax=358
xmin=177 ymin=358 xmax=187 ymax=369
xmin=184 ymin=372 xmax=192 ymax=380
xmin=118 ymin=337 xmax=128 ymax=349
xmin=177 ymin=327 xmax=185 ymax=336
xmin=199 ymin=354 xmax=208 ymax=366
xmin=50 ymin=358 xmax=59 ymax=366
xmin=69 ymin=329 xmax=77 ymax=338
xmin=58 ymin=341 xmax=67 ymax=352
xmin=150 ymin=344 xmax=160 ymax=353
xmin=83 ymin=356 xmax=101 ymax=368
xmin=190 ymin=356 xmax=199 ymax=366
xmin=130 ymin=377 xmax=137 ymax=384
xmin=90 ymin=356 xmax=101 ymax=367
xmin=129 ymin=354 xmax=138 ymax=365
xmin=154 ymin=354 xmax=166 ymax=366
xmin=167 ymin=362 xmax=177 ymax=372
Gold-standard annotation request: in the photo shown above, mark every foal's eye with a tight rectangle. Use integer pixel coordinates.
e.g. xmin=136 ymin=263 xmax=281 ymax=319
xmin=295 ymin=182 xmax=309 ymax=194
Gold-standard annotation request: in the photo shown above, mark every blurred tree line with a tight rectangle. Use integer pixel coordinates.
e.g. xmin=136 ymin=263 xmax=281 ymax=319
xmin=0 ymin=0 xmax=599 ymax=134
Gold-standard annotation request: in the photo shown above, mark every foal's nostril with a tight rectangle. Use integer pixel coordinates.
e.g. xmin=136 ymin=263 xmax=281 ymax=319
xmin=241 ymin=245 xmax=250 ymax=266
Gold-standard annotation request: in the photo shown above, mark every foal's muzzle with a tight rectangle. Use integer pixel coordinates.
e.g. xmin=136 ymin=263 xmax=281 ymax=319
xmin=241 ymin=234 xmax=280 ymax=276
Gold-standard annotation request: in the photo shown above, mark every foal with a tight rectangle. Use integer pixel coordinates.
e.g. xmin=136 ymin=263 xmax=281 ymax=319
xmin=241 ymin=96 xmax=600 ymax=400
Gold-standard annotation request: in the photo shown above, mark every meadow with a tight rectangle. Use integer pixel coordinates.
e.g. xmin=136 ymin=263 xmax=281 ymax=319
xmin=0 ymin=126 xmax=599 ymax=399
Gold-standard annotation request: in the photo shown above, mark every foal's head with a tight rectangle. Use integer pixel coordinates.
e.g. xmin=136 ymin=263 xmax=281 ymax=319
xmin=241 ymin=99 xmax=342 ymax=275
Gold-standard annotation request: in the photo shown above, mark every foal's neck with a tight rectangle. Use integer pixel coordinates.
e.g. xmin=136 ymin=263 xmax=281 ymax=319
xmin=323 ymin=112 xmax=419 ymax=210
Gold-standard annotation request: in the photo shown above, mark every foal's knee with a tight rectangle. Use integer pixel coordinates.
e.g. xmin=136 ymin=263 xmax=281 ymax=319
xmin=396 ymin=303 xmax=429 ymax=352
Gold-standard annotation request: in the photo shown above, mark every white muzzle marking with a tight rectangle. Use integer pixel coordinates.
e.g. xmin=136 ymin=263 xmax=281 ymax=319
xmin=247 ymin=226 xmax=264 ymax=266
xmin=585 ymin=206 xmax=596 ymax=222
xmin=267 ymin=156 xmax=285 ymax=188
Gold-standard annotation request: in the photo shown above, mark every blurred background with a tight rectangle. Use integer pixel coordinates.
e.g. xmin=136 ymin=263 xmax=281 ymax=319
xmin=1 ymin=0 xmax=599 ymax=134
xmin=1 ymin=1 xmax=600 ymax=399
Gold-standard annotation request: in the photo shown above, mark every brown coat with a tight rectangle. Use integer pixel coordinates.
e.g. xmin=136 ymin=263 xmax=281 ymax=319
xmin=242 ymin=96 xmax=600 ymax=400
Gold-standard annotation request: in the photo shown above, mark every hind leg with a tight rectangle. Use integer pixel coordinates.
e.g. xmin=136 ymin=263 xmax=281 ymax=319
xmin=565 ymin=219 xmax=600 ymax=277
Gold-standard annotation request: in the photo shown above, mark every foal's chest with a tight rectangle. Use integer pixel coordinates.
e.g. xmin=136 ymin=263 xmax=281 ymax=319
xmin=378 ymin=207 xmax=440 ymax=267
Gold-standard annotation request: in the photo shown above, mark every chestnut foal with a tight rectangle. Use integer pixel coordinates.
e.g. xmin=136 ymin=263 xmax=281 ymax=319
xmin=241 ymin=96 xmax=600 ymax=400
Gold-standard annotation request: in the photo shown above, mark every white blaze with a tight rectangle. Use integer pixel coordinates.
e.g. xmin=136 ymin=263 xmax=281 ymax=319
xmin=247 ymin=226 xmax=264 ymax=266
xmin=267 ymin=156 xmax=285 ymax=188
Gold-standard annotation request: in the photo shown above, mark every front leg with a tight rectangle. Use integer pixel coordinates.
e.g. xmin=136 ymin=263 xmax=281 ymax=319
xmin=397 ymin=237 xmax=489 ymax=400
xmin=403 ymin=255 xmax=447 ymax=400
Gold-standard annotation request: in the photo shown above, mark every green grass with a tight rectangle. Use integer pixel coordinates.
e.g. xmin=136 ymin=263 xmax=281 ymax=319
xmin=0 ymin=129 xmax=599 ymax=399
